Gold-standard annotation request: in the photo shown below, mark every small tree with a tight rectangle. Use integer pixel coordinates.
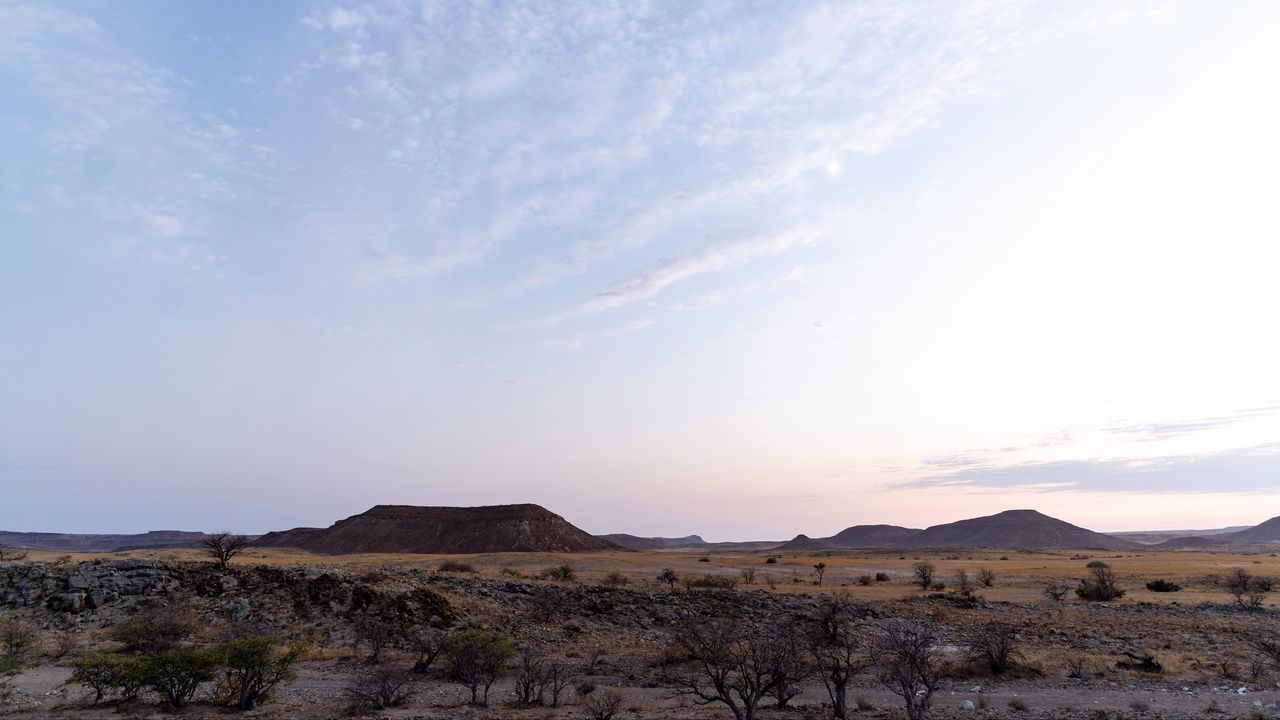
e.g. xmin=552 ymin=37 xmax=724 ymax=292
xmin=355 ymin=616 xmax=394 ymax=665
xmin=765 ymin=620 xmax=811 ymax=709
xmin=912 ymin=561 xmax=935 ymax=591
xmin=218 ymin=635 xmax=305 ymax=710
xmin=0 ymin=618 xmax=39 ymax=670
xmin=658 ymin=568 xmax=679 ymax=590
xmin=871 ymin=619 xmax=949 ymax=720
xmin=512 ymin=644 xmax=548 ymax=705
xmin=668 ymin=617 xmax=783 ymax=720
xmin=1225 ymin=567 xmax=1266 ymax=610
xmin=545 ymin=661 xmax=573 ymax=707
xmin=740 ymin=568 xmax=757 ymax=585
xmin=813 ymin=562 xmax=827 ymax=586
xmin=446 ymin=630 xmax=513 ymax=706
xmin=202 ymin=532 xmax=251 ymax=568
xmin=808 ymin=595 xmax=869 ymax=720
xmin=109 ymin=603 xmax=200 ymax=652
xmin=953 ymin=569 xmax=974 ymax=598
xmin=1044 ymin=583 xmax=1070 ymax=601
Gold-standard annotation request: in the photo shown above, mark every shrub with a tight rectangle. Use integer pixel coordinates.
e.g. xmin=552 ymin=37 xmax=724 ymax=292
xmin=912 ymin=561 xmax=935 ymax=590
xmin=138 ymin=648 xmax=220 ymax=709
xmin=0 ymin=618 xmax=39 ymax=670
xmin=437 ymin=560 xmax=475 ymax=573
xmin=1086 ymin=560 xmax=1110 ymax=569
xmin=857 ymin=574 xmax=873 ymax=586
xmin=109 ymin=604 xmax=200 ymax=652
xmin=584 ymin=687 xmax=626 ymax=720
xmin=1008 ymin=698 xmax=1029 ymax=712
xmin=1044 ymin=584 xmax=1071 ymax=601
xmin=1146 ymin=579 xmax=1180 ymax=593
xmin=1076 ymin=566 xmax=1124 ymax=602
xmin=217 ymin=635 xmax=305 ymax=710
xmin=445 ymin=630 xmax=513 ymax=706
xmin=344 ymin=665 xmax=416 ymax=711
xmin=871 ymin=619 xmax=949 ymax=720
xmin=697 ymin=556 xmax=711 ymax=563
xmin=976 ymin=568 xmax=997 ymax=587
xmin=765 ymin=556 xmax=778 ymax=564
xmin=658 ymin=568 xmax=679 ymax=590
xmin=875 ymin=572 xmax=890 ymax=582
xmin=69 ymin=652 xmax=145 ymax=705
xmin=539 ymin=564 xmax=576 ymax=582
xmin=966 ymin=621 xmax=1021 ymax=674
xmin=601 ymin=571 xmax=628 ymax=588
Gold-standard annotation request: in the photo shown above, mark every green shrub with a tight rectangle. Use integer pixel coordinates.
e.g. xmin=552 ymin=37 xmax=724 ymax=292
xmin=69 ymin=652 xmax=145 ymax=705
xmin=217 ymin=636 xmax=305 ymax=710
xmin=138 ymin=648 xmax=219 ymax=709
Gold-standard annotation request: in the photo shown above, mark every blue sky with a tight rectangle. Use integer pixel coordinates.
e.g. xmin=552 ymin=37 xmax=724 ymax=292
xmin=3 ymin=1 xmax=1280 ymax=539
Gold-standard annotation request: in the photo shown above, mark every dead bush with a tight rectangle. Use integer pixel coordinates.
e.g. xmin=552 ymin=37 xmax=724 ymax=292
xmin=871 ymin=618 xmax=949 ymax=720
xmin=583 ymin=687 xmax=626 ymax=720
xmin=1076 ymin=566 xmax=1124 ymax=602
xmin=344 ymin=665 xmax=416 ymax=711
xmin=966 ymin=621 xmax=1022 ymax=674
xmin=437 ymin=560 xmax=475 ymax=573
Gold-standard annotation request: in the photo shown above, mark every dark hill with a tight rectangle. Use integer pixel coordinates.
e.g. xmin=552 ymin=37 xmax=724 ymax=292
xmin=822 ymin=524 xmax=921 ymax=548
xmin=1154 ymin=535 xmax=1225 ymax=550
xmin=597 ymin=534 xmax=707 ymax=550
xmin=774 ymin=534 xmax=831 ymax=551
xmin=1223 ymin=516 xmax=1280 ymax=543
xmin=905 ymin=509 xmax=1138 ymax=550
xmin=254 ymin=504 xmax=621 ymax=555
xmin=0 ymin=530 xmax=211 ymax=553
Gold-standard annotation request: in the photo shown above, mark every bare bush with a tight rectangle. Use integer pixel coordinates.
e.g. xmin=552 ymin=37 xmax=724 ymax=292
xmin=658 ymin=568 xmax=679 ymax=590
xmin=201 ymin=532 xmax=251 ymax=568
xmin=1076 ymin=566 xmax=1124 ymax=602
xmin=355 ymin=615 xmax=395 ymax=665
xmin=539 ymin=564 xmax=576 ymax=582
xmin=513 ymin=644 xmax=548 ymax=706
xmin=0 ymin=618 xmax=39 ymax=671
xmin=437 ymin=560 xmax=475 ymax=573
xmin=813 ymin=562 xmax=827 ymax=587
xmin=601 ymin=571 xmax=628 ymax=588
xmin=856 ymin=574 xmax=873 ymax=586
xmin=976 ymin=568 xmax=996 ymax=587
xmin=584 ymin=687 xmax=626 ymax=720
xmin=871 ymin=619 xmax=949 ymax=720
xmin=740 ymin=568 xmax=757 ymax=585
xmin=1044 ymin=584 xmax=1070 ymax=602
xmin=344 ymin=665 xmax=416 ymax=711
xmin=912 ymin=561 xmax=935 ymax=591
xmin=405 ymin=625 xmax=451 ymax=674
xmin=966 ymin=621 xmax=1021 ymax=674
xmin=1226 ymin=567 xmax=1267 ymax=610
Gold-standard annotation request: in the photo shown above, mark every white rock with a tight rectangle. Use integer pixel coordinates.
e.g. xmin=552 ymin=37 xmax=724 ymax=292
xmin=960 ymin=700 xmax=976 ymax=710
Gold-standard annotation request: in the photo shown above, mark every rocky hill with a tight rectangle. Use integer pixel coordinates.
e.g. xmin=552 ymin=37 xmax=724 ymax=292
xmin=904 ymin=509 xmax=1138 ymax=550
xmin=1221 ymin=516 xmax=1280 ymax=544
xmin=0 ymin=530 xmax=211 ymax=553
xmin=821 ymin=524 xmax=922 ymax=548
xmin=597 ymin=534 xmax=707 ymax=550
xmin=254 ymin=504 xmax=622 ymax=554
xmin=774 ymin=534 xmax=831 ymax=551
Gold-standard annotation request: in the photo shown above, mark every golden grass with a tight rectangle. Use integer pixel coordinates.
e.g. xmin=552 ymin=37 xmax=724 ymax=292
xmin=22 ymin=545 xmax=1280 ymax=607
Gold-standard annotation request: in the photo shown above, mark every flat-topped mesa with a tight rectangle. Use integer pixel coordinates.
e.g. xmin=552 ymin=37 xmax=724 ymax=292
xmin=254 ymin=503 xmax=622 ymax=555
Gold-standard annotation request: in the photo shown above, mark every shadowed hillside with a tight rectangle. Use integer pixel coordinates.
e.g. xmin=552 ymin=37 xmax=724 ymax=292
xmin=904 ymin=509 xmax=1139 ymax=550
xmin=254 ymin=504 xmax=622 ymax=554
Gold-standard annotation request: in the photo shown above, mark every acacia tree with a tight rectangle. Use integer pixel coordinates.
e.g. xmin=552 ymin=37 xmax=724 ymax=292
xmin=658 ymin=568 xmax=679 ymax=590
xmin=808 ymin=595 xmax=869 ymax=719
xmin=871 ymin=619 xmax=949 ymax=720
xmin=202 ymin=532 xmax=251 ymax=568
xmin=668 ymin=617 xmax=788 ymax=720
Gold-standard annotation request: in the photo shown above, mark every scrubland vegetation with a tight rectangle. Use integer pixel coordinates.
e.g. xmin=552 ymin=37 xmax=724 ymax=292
xmin=3 ymin=547 xmax=1280 ymax=718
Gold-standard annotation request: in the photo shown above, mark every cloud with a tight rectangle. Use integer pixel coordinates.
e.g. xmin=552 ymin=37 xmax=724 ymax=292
xmin=1105 ymin=403 xmax=1280 ymax=441
xmin=903 ymin=444 xmax=1280 ymax=494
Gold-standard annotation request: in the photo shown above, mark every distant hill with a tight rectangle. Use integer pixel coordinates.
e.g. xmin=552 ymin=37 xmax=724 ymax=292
xmin=1111 ymin=526 xmax=1250 ymax=545
xmin=597 ymin=534 xmax=707 ymax=550
xmin=254 ymin=504 xmax=622 ymax=555
xmin=774 ymin=534 xmax=831 ymax=551
xmin=904 ymin=509 xmax=1139 ymax=550
xmin=0 ymin=530 xmax=211 ymax=553
xmin=822 ymin=524 xmax=922 ymax=548
xmin=1222 ymin=516 xmax=1280 ymax=544
xmin=1153 ymin=535 xmax=1225 ymax=550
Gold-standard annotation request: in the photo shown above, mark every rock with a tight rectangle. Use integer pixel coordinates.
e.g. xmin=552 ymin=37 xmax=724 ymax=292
xmin=960 ymin=700 xmax=976 ymax=710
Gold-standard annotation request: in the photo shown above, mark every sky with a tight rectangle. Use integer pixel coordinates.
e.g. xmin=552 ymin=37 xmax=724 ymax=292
xmin=3 ymin=1 xmax=1280 ymax=540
